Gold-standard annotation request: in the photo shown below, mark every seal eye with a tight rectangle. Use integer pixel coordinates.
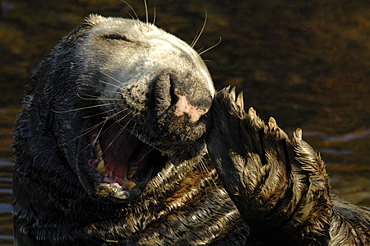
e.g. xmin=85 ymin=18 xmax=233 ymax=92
xmin=103 ymin=33 xmax=132 ymax=42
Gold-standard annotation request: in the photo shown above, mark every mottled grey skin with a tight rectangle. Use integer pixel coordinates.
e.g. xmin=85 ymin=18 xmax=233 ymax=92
xmin=13 ymin=14 xmax=370 ymax=246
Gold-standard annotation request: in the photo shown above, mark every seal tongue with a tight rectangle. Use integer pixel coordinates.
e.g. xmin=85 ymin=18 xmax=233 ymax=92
xmin=100 ymin=130 xmax=139 ymax=179
xmin=89 ymin=122 xmax=154 ymax=189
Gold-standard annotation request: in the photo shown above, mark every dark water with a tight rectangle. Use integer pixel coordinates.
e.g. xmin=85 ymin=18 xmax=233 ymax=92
xmin=1 ymin=0 xmax=370 ymax=244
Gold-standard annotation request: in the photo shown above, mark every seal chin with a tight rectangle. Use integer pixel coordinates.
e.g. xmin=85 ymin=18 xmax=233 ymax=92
xmin=81 ymin=119 xmax=167 ymax=202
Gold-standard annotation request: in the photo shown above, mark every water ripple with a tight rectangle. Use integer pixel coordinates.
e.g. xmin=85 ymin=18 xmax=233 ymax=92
xmin=0 ymin=203 xmax=12 ymax=213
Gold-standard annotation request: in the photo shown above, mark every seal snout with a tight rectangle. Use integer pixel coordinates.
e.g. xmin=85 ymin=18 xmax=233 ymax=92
xmin=153 ymin=72 xmax=212 ymax=122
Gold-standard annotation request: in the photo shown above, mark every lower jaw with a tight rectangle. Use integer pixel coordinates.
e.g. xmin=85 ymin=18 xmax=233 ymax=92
xmin=86 ymin=155 xmax=168 ymax=201
xmin=94 ymin=181 xmax=141 ymax=201
xmin=104 ymin=176 xmax=138 ymax=189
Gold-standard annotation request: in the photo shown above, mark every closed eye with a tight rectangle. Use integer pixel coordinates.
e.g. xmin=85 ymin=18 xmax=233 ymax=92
xmin=103 ymin=34 xmax=132 ymax=42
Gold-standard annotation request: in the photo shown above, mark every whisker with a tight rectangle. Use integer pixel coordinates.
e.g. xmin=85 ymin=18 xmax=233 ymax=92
xmin=152 ymin=7 xmax=156 ymax=25
xmin=191 ymin=10 xmax=208 ymax=48
xmin=92 ymin=109 xmax=134 ymax=148
xmin=77 ymin=118 xmax=108 ymax=154
xmin=68 ymin=107 xmax=131 ymax=144
xmin=129 ymin=121 xmax=138 ymax=138
xmin=143 ymin=0 xmax=149 ymax=24
xmin=199 ymin=159 xmax=208 ymax=175
xmin=97 ymin=98 xmax=125 ymax=101
xmin=83 ymin=107 xmax=128 ymax=122
xmin=117 ymin=112 xmax=139 ymax=125
xmin=103 ymin=108 xmax=132 ymax=124
xmin=99 ymin=127 xmax=124 ymax=159
xmin=100 ymin=113 xmax=138 ymax=156
xmin=52 ymin=103 xmax=113 ymax=113
xmin=198 ymin=37 xmax=222 ymax=56
xmin=92 ymin=118 xmax=108 ymax=146
xmin=199 ymin=158 xmax=218 ymax=188
xmin=69 ymin=120 xmax=105 ymax=145
xmin=83 ymin=120 xmax=106 ymax=134
xmin=76 ymin=109 xmax=134 ymax=155
xmin=98 ymin=79 xmax=125 ymax=90
xmin=77 ymin=93 xmax=125 ymax=101
xmin=98 ymin=110 xmax=134 ymax=137
xmin=139 ymin=146 xmax=154 ymax=162
xmin=191 ymin=30 xmax=200 ymax=49
xmin=120 ymin=0 xmax=139 ymax=20
xmin=77 ymin=91 xmax=99 ymax=99
xmin=125 ymin=11 xmax=135 ymax=20
xmin=100 ymin=71 xmax=126 ymax=87
xmin=82 ymin=108 xmax=116 ymax=119
xmin=101 ymin=90 xmax=124 ymax=95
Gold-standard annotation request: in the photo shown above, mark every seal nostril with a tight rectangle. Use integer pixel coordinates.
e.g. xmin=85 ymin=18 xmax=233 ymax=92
xmin=169 ymin=73 xmax=179 ymax=107
xmin=153 ymin=72 xmax=172 ymax=114
xmin=153 ymin=72 xmax=211 ymax=122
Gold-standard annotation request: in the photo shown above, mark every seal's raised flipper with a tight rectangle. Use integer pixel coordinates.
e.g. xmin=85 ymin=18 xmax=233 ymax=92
xmin=207 ymin=87 xmax=334 ymax=245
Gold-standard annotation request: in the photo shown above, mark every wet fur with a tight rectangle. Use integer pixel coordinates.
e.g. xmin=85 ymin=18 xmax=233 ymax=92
xmin=207 ymin=87 xmax=370 ymax=245
xmin=13 ymin=15 xmax=370 ymax=246
xmin=12 ymin=15 xmax=249 ymax=245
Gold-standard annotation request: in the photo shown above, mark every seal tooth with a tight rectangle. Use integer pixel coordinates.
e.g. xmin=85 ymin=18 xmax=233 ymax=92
xmin=123 ymin=180 xmax=137 ymax=189
xmin=97 ymin=159 xmax=105 ymax=173
xmin=94 ymin=140 xmax=103 ymax=158
xmin=127 ymin=164 xmax=138 ymax=179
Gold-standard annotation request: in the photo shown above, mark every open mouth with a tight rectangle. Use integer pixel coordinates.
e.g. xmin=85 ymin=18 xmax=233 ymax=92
xmin=87 ymin=120 xmax=167 ymax=192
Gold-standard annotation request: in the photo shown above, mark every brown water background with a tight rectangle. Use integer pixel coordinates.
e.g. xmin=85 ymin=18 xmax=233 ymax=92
xmin=1 ymin=0 xmax=370 ymax=244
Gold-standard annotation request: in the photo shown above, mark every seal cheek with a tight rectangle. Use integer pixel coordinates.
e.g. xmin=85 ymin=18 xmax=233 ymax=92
xmin=174 ymin=90 xmax=208 ymax=122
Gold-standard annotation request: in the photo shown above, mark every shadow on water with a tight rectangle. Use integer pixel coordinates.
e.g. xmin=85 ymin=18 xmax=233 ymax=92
xmin=1 ymin=0 xmax=370 ymax=243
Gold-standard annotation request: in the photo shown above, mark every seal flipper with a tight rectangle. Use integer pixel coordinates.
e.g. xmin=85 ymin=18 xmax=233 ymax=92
xmin=207 ymin=87 xmax=332 ymax=246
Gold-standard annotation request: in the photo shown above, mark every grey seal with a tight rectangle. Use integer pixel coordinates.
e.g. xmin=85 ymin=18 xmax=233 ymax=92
xmin=13 ymin=14 xmax=370 ymax=245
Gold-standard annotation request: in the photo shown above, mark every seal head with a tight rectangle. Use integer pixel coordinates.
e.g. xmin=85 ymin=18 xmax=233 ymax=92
xmin=16 ymin=14 xmax=214 ymax=202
